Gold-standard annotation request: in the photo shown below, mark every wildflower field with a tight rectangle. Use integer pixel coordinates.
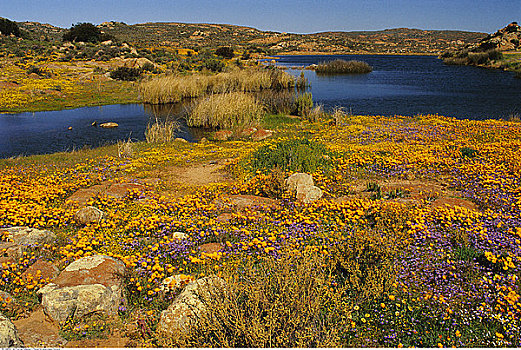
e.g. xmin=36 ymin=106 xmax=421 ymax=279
xmin=1 ymin=113 xmax=521 ymax=347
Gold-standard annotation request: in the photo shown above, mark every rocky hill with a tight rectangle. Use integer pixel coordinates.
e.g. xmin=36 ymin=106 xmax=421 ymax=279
xmin=467 ymin=22 xmax=521 ymax=52
xmin=15 ymin=20 xmax=486 ymax=55
xmin=440 ymin=22 xmax=521 ymax=74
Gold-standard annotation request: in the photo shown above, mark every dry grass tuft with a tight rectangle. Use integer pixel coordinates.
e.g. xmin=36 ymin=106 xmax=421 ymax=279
xmin=145 ymin=119 xmax=180 ymax=143
xmin=117 ymin=137 xmax=134 ymax=158
xmin=188 ymin=92 xmax=263 ymax=129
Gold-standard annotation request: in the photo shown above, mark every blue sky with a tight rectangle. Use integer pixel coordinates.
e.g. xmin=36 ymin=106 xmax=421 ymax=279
xmin=1 ymin=0 xmax=519 ymax=34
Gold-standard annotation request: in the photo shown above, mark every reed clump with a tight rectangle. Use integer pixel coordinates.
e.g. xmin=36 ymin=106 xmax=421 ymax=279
xmin=188 ymin=92 xmax=263 ymax=128
xmin=315 ymin=59 xmax=373 ymax=74
xmin=140 ymin=68 xmax=297 ymax=104
xmin=145 ymin=120 xmax=180 ymax=143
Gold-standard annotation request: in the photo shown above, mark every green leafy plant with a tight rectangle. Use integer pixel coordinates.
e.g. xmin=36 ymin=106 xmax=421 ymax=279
xmin=110 ymin=67 xmax=142 ymax=81
xmin=245 ymin=138 xmax=336 ymax=175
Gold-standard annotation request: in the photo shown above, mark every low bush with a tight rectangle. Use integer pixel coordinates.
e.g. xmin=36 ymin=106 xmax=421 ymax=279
xmin=315 ymin=59 xmax=372 ymax=74
xmin=244 ymin=138 xmax=336 ymax=175
xmin=110 ymin=67 xmax=142 ymax=81
xmin=215 ymin=46 xmax=235 ymax=59
xmin=159 ymin=248 xmax=342 ymax=347
xmin=188 ymin=92 xmax=263 ymax=128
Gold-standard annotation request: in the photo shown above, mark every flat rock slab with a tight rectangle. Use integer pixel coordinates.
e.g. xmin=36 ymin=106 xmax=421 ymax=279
xmin=225 ymin=195 xmax=279 ymax=210
xmin=105 ymin=183 xmax=145 ymax=199
xmin=431 ymin=197 xmax=478 ymax=211
xmin=67 ymin=184 xmax=108 ymax=206
xmin=1 ymin=227 xmax=56 ymax=246
xmin=53 ymin=255 xmax=125 ymax=288
xmin=13 ymin=309 xmax=66 ymax=348
xmin=21 ymin=259 xmax=59 ymax=282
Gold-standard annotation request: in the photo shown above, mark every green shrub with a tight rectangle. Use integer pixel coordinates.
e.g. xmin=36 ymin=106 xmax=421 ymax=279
xmin=315 ymin=59 xmax=372 ymax=74
xmin=245 ymin=138 xmax=335 ymax=175
xmin=202 ymin=58 xmax=225 ymax=72
xmin=293 ymin=92 xmax=313 ymax=117
xmin=110 ymin=67 xmax=142 ymax=81
xmin=215 ymin=46 xmax=235 ymax=59
xmin=63 ymin=23 xmax=103 ymax=43
xmin=460 ymin=147 xmax=478 ymax=158
xmin=0 ymin=17 xmax=21 ymax=37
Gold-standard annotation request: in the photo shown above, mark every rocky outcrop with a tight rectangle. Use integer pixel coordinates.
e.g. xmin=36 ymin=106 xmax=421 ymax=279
xmin=0 ymin=227 xmax=57 ymax=263
xmin=74 ymin=206 xmax=105 ymax=225
xmin=1 ymin=227 xmax=56 ymax=246
xmin=158 ymin=277 xmax=226 ymax=337
xmin=285 ymin=173 xmax=323 ymax=204
xmin=0 ymin=313 xmax=23 ymax=348
xmin=39 ymin=255 xmax=126 ymax=322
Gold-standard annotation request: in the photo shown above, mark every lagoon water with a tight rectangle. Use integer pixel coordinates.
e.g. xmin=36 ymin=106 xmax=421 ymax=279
xmin=272 ymin=55 xmax=521 ymax=119
xmin=1 ymin=55 xmax=520 ymax=158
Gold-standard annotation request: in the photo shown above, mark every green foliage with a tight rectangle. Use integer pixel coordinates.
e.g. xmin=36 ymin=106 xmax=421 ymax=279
xmin=215 ymin=46 xmax=235 ymax=59
xmin=110 ymin=66 xmax=142 ymax=81
xmin=59 ymin=312 xmax=111 ymax=341
xmin=316 ymin=59 xmax=373 ymax=74
xmin=460 ymin=147 xmax=478 ymax=158
xmin=0 ymin=17 xmax=21 ymax=37
xmin=201 ymin=58 xmax=225 ymax=72
xmin=245 ymin=138 xmax=335 ymax=175
xmin=62 ymin=22 xmax=113 ymax=43
xmin=293 ymin=92 xmax=313 ymax=117
xmin=443 ymin=49 xmax=503 ymax=66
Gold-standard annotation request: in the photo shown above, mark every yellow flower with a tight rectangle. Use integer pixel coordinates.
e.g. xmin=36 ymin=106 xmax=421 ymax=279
xmin=389 ymin=294 xmax=396 ymax=301
xmin=455 ymin=330 xmax=461 ymax=338
xmin=496 ymin=332 xmax=504 ymax=339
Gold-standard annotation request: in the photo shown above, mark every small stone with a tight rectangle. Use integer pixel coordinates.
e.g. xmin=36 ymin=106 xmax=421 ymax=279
xmin=171 ymin=232 xmax=188 ymax=240
xmin=251 ymin=128 xmax=272 ymax=141
xmin=74 ymin=206 xmax=105 ymax=225
xmin=100 ymin=122 xmax=119 ymax=128
xmin=214 ymin=130 xmax=233 ymax=141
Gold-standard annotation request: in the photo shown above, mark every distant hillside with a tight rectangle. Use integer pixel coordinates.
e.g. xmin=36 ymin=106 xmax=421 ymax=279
xmin=14 ymin=20 xmax=486 ymax=55
xmin=441 ymin=22 xmax=521 ymax=75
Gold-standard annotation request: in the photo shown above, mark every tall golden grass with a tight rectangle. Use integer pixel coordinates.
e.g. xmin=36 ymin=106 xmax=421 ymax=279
xmin=145 ymin=119 xmax=180 ymax=143
xmin=140 ymin=68 xmax=297 ymax=104
xmin=188 ymin=92 xmax=263 ymax=128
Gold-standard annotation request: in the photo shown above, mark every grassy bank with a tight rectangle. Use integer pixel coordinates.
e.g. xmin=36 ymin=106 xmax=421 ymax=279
xmin=2 ymin=110 xmax=521 ymax=347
